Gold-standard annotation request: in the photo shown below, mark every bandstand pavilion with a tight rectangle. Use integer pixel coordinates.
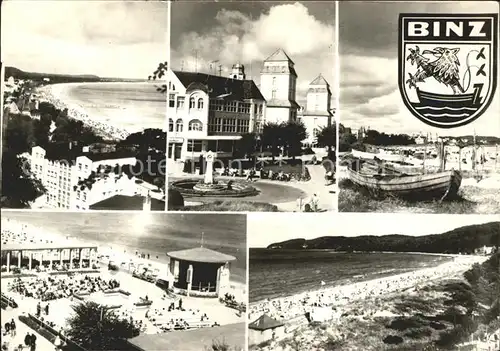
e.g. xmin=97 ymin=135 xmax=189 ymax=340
xmin=166 ymin=246 xmax=235 ymax=298
xmin=1 ymin=242 xmax=99 ymax=272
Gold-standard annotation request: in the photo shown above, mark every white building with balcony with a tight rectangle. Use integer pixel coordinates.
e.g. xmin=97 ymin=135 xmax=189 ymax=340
xmin=30 ymin=143 xmax=148 ymax=210
xmin=166 ymin=65 xmax=265 ymax=165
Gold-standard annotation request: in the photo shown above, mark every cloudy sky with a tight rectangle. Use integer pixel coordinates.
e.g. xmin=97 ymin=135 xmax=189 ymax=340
xmin=340 ymin=1 xmax=499 ymax=137
xmin=1 ymin=0 xmax=169 ymax=79
xmin=171 ymin=1 xmax=336 ymax=106
xmin=249 ymin=213 xmax=498 ymax=248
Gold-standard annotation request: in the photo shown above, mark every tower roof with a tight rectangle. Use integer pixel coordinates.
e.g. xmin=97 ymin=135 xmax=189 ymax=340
xmin=310 ymin=74 xmax=329 ymax=86
xmin=264 ymin=48 xmax=295 ymax=64
xmin=167 ymin=247 xmax=236 ymax=263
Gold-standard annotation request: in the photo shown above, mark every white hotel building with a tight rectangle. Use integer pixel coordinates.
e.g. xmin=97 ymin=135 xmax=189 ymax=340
xmin=167 ymin=48 xmax=310 ymax=166
xmin=30 ymin=143 xmax=157 ymax=210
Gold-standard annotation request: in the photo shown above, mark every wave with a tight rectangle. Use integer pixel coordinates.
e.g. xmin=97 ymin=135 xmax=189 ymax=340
xmin=423 ymin=113 xmax=472 ymax=118
xmin=415 ymin=106 xmax=477 ymax=111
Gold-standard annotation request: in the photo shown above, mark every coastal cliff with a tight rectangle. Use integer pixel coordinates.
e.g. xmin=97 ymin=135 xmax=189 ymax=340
xmin=267 ymin=222 xmax=500 ymax=253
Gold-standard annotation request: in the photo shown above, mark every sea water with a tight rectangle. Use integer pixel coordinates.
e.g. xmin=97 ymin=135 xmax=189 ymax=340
xmin=249 ymin=249 xmax=452 ymax=303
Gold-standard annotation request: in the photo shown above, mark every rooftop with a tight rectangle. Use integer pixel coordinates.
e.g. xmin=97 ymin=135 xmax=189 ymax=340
xmin=310 ymin=74 xmax=329 ymax=86
xmin=39 ymin=143 xmax=136 ymax=163
xmin=89 ymin=195 xmax=165 ymax=211
xmin=265 ymin=48 xmax=295 ymax=65
xmin=173 ymin=71 xmax=265 ymax=101
xmin=248 ymin=314 xmax=284 ymax=331
xmin=167 ymin=247 xmax=236 ymax=264
xmin=1 ymin=242 xmax=98 ymax=252
xmin=128 ymin=322 xmax=245 ymax=351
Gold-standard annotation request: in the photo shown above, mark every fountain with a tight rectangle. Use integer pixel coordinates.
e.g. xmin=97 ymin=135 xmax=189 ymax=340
xmin=170 ymin=151 xmax=258 ymax=197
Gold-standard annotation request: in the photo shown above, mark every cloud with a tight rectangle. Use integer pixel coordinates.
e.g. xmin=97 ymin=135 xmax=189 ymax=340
xmin=171 ymin=2 xmax=336 ymax=101
xmin=1 ymin=0 xmax=168 ymax=78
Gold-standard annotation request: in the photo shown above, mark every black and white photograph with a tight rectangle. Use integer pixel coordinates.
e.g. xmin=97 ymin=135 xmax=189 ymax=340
xmin=248 ymin=212 xmax=500 ymax=351
xmin=1 ymin=211 xmax=246 ymax=351
xmin=167 ymin=1 xmax=337 ymax=213
xmin=337 ymin=1 xmax=500 ymax=214
xmin=1 ymin=0 xmax=169 ymax=211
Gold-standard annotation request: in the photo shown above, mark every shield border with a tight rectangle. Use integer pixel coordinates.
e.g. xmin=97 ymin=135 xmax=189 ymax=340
xmin=398 ymin=13 xmax=498 ymax=129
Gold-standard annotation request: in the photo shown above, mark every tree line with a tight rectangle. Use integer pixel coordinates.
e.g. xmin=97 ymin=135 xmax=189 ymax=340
xmin=338 ymin=124 xmax=416 ymax=152
xmin=268 ymin=222 xmax=500 ymax=254
xmin=234 ymin=122 xmax=336 ymax=160
xmin=2 ymin=100 xmax=167 ymax=208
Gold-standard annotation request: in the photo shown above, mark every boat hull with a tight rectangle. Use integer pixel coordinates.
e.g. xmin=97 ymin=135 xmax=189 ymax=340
xmin=347 ymin=166 xmax=462 ymax=200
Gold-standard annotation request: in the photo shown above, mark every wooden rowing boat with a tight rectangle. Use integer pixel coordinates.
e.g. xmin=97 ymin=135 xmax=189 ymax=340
xmin=347 ymin=159 xmax=462 ymax=200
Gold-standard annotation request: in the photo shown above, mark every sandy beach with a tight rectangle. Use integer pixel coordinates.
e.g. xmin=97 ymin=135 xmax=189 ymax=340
xmin=248 ymin=254 xmax=487 ymax=324
xmin=1 ymin=218 xmax=247 ymax=303
xmin=35 ymin=81 xmax=166 ymax=140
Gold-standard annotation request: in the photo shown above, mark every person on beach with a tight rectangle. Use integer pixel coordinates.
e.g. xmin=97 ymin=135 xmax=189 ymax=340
xmin=10 ymin=319 xmax=16 ymax=337
xmin=24 ymin=333 xmax=31 ymax=348
xmin=54 ymin=334 xmax=61 ymax=350
xmin=312 ymin=194 xmax=319 ymax=211
xmin=296 ymin=197 xmax=303 ymax=212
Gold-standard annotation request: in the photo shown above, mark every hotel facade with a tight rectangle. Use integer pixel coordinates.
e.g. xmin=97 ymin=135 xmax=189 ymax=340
xmin=30 ymin=143 xmax=158 ymax=210
xmin=167 ymin=48 xmax=328 ymax=166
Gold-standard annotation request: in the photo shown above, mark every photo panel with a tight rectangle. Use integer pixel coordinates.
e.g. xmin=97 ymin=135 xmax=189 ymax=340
xmin=1 ymin=0 xmax=169 ymax=211
xmin=247 ymin=212 xmax=500 ymax=350
xmin=1 ymin=211 xmax=247 ymax=351
xmin=338 ymin=1 xmax=500 ymax=214
xmin=167 ymin=1 xmax=337 ymax=213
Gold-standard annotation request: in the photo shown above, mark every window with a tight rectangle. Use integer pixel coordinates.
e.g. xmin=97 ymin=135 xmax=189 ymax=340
xmin=208 ymin=117 xmax=223 ymax=133
xmin=188 ymin=119 xmax=203 ymax=131
xmin=254 ymin=104 xmax=258 ymax=115
xmin=272 ymin=77 xmax=276 ymax=88
xmin=172 ymin=84 xmax=176 ymax=91
xmin=175 ymin=119 xmax=183 ymax=132
xmin=187 ymin=140 xmax=203 ymax=152
xmin=189 ymin=97 xmax=196 ymax=109
xmin=226 ymin=101 xmax=237 ymax=113
xmin=238 ymin=102 xmax=250 ymax=114
xmin=237 ymin=119 xmax=250 ymax=133
xmin=271 ymin=90 xmax=276 ymax=99
xmin=217 ymin=140 xmax=233 ymax=152
xmin=176 ymin=96 xmax=185 ymax=109
xmin=259 ymin=105 xmax=263 ymax=114
xmin=169 ymin=94 xmax=175 ymax=108
xmin=168 ymin=119 xmax=174 ymax=132
xmin=222 ymin=118 xmax=237 ymax=133
xmin=197 ymin=98 xmax=204 ymax=109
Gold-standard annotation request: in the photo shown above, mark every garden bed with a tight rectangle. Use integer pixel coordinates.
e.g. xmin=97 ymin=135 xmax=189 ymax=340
xmin=170 ymin=179 xmax=259 ymax=198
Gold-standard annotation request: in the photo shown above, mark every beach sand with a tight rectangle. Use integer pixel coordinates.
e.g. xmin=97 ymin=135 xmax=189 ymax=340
xmin=249 ymin=254 xmax=488 ymax=350
xmin=249 ymin=254 xmax=487 ymax=324
xmin=1 ymin=218 xmax=247 ymax=303
xmin=36 ymin=81 xmax=166 ymax=140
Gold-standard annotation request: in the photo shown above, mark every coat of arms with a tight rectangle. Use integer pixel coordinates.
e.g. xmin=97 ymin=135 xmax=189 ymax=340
xmin=399 ymin=14 xmax=498 ymax=128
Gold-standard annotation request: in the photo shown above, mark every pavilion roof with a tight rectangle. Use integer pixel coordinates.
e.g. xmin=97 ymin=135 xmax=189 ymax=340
xmin=248 ymin=314 xmax=284 ymax=331
xmin=167 ymin=247 xmax=236 ymax=264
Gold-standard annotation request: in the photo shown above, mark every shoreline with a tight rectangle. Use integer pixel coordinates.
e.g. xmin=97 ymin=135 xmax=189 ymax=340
xmin=249 ymin=250 xmax=457 ymax=304
xmin=35 ymin=81 xmax=166 ymax=140
xmin=248 ymin=254 xmax=487 ymax=322
xmin=1 ymin=218 xmax=247 ymax=302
